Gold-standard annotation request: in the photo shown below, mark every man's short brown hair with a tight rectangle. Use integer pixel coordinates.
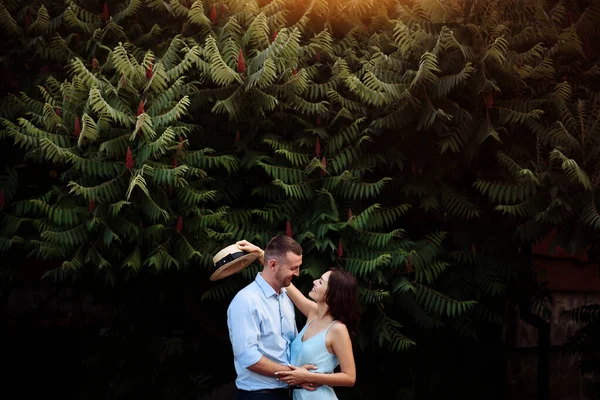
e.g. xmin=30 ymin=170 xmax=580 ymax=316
xmin=264 ymin=235 xmax=302 ymax=263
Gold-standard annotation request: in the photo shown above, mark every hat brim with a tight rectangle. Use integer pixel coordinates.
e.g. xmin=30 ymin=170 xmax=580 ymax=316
xmin=210 ymin=252 xmax=259 ymax=281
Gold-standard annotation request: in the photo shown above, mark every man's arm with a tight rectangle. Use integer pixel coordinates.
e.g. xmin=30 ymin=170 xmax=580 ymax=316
xmin=228 ymin=294 xmax=291 ymax=379
xmin=248 ymin=357 xmax=292 ymax=377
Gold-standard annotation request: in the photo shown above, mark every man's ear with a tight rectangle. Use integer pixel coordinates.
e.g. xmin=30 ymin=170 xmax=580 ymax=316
xmin=268 ymin=258 xmax=277 ymax=270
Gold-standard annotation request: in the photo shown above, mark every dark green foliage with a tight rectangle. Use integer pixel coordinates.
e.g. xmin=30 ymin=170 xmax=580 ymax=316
xmin=2 ymin=0 xmax=600 ymax=398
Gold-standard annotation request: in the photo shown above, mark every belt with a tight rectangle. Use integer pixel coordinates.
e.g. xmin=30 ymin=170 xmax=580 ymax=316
xmin=238 ymin=388 xmax=290 ymax=395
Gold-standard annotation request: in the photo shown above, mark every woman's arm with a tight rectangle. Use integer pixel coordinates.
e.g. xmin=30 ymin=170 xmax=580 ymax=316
xmin=285 ymin=283 xmax=317 ymax=319
xmin=275 ymin=323 xmax=356 ymax=387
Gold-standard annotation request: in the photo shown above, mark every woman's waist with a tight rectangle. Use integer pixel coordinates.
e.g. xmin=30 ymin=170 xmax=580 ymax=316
xmin=293 ymin=352 xmax=338 ymax=365
xmin=295 ymin=366 xmax=338 ymax=376
xmin=293 ymin=359 xmax=338 ymax=372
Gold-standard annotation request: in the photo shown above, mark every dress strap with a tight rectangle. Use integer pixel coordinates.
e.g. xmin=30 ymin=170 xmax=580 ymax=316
xmin=325 ymin=319 xmax=337 ymax=332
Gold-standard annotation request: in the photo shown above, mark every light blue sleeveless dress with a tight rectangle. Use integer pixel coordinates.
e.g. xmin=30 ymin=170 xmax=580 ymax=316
xmin=290 ymin=319 xmax=339 ymax=400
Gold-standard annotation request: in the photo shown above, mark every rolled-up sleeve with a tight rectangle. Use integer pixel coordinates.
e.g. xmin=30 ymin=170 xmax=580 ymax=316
xmin=227 ymin=294 xmax=263 ymax=369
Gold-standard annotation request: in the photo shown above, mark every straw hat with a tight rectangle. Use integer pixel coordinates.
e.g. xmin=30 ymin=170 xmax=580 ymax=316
xmin=210 ymin=244 xmax=260 ymax=281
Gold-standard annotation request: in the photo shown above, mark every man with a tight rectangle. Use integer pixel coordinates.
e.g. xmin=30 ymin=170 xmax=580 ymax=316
xmin=227 ymin=235 xmax=316 ymax=400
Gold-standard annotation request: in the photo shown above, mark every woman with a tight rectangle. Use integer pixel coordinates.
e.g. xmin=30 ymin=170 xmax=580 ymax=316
xmin=276 ymin=268 xmax=360 ymax=399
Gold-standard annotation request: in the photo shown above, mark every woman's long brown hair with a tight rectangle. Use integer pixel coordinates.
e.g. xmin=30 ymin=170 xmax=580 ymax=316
xmin=324 ymin=268 xmax=360 ymax=336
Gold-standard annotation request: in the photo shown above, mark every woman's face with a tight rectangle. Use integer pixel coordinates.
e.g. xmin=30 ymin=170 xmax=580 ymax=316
xmin=309 ymin=271 xmax=331 ymax=302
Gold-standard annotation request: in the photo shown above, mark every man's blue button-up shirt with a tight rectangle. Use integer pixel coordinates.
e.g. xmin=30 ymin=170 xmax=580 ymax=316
xmin=227 ymin=273 xmax=298 ymax=390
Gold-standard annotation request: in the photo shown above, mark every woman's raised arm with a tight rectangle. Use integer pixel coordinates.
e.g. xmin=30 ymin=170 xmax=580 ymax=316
xmin=285 ymin=282 xmax=317 ymax=319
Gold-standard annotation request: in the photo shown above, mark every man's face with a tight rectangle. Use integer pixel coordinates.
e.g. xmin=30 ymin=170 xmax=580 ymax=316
xmin=274 ymin=251 xmax=302 ymax=288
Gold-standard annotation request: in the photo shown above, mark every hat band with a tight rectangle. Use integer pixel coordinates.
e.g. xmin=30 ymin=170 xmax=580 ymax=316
xmin=214 ymin=251 xmax=246 ymax=268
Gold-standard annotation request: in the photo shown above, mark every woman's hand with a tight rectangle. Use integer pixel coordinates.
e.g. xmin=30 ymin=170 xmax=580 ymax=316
xmin=275 ymin=365 xmax=315 ymax=387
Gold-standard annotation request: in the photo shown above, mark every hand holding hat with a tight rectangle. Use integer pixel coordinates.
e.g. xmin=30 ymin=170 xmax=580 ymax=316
xmin=210 ymin=240 xmax=264 ymax=281
xmin=235 ymin=240 xmax=264 ymax=259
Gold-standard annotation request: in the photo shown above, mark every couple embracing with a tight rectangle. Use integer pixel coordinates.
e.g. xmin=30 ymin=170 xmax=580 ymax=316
xmin=226 ymin=235 xmax=360 ymax=400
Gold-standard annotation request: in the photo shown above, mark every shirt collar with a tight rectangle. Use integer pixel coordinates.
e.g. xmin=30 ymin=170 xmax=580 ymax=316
xmin=255 ymin=273 xmax=286 ymax=298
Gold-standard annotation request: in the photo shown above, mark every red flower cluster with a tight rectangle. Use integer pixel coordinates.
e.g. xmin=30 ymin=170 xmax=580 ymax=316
xmin=126 ymin=147 xmax=134 ymax=169
xmin=237 ymin=50 xmax=246 ymax=74
xmin=209 ymin=5 xmax=217 ymax=22
xmin=102 ymin=2 xmax=109 ymax=22
xmin=74 ymin=117 xmax=81 ymax=136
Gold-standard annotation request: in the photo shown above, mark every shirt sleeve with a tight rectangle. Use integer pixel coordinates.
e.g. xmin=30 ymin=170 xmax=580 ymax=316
xmin=227 ymin=294 xmax=263 ymax=369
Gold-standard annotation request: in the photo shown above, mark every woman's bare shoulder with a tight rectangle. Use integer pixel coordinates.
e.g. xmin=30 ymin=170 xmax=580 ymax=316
xmin=329 ymin=320 xmax=349 ymax=335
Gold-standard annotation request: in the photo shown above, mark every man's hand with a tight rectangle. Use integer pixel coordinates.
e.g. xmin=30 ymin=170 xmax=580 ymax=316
xmin=295 ymin=364 xmax=319 ymax=390
xmin=275 ymin=365 xmax=319 ymax=387
xmin=236 ymin=240 xmax=262 ymax=256
xmin=298 ymin=382 xmax=318 ymax=391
